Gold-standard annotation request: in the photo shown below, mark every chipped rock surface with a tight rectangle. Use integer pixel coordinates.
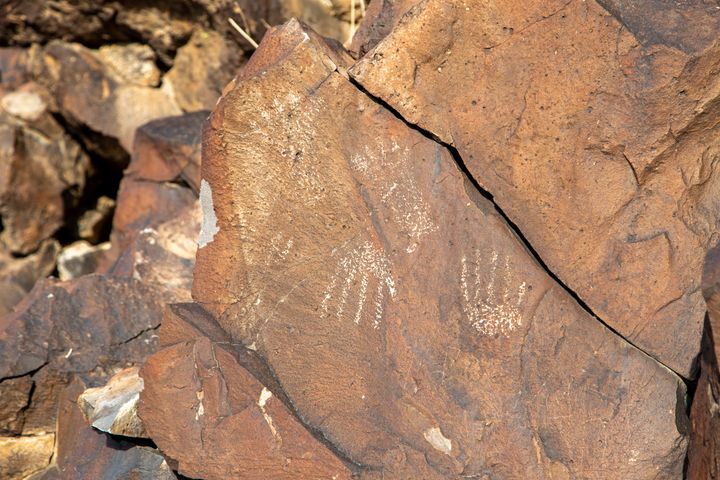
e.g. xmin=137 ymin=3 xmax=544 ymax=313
xmin=39 ymin=41 xmax=182 ymax=156
xmin=38 ymin=378 xmax=176 ymax=480
xmin=78 ymin=366 xmax=146 ymax=438
xmin=191 ymin=20 xmax=688 ymax=478
xmin=139 ymin=303 xmax=352 ymax=480
xmin=0 ymin=92 xmax=89 ymax=254
xmin=349 ymin=0 xmax=720 ymax=378
xmin=57 ymin=241 xmax=110 ymax=281
xmin=688 ymin=243 xmax=720 ymax=479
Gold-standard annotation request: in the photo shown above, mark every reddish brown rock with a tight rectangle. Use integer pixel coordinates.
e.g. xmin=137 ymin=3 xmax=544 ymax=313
xmin=39 ymin=41 xmax=181 ymax=158
xmin=0 ymin=86 xmax=89 ymax=254
xmin=350 ymin=0 xmax=419 ymax=56
xmin=688 ymin=243 xmax=720 ymax=479
xmin=191 ymin=20 xmax=687 ymax=478
xmin=165 ymin=30 xmax=242 ymax=112
xmin=139 ymin=306 xmax=352 ymax=480
xmin=125 ymin=111 xmax=208 ymax=193
xmin=0 ymin=240 xmax=59 ymax=316
xmin=349 ymin=0 xmax=720 ymax=378
xmin=43 ymin=378 xmax=177 ymax=480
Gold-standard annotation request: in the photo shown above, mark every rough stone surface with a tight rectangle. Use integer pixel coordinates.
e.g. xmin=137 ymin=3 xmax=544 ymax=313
xmin=0 ymin=433 xmax=55 ymax=479
xmin=0 ymin=90 xmax=89 ymax=254
xmin=47 ymin=378 xmax=176 ymax=480
xmin=78 ymin=366 xmax=146 ymax=438
xmin=165 ymin=30 xmax=242 ymax=112
xmin=349 ymin=0 xmax=720 ymax=378
xmin=39 ymin=41 xmax=182 ymax=156
xmin=125 ymin=111 xmax=207 ymax=193
xmin=192 ymin=20 xmax=688 ymax=478
xmin=57 ymin=241 xmax=110 ymax=281
xmin=350 ymin=0 xmax=418 ymax=56
xmin=0 ymin=240 xmax=59 ymax=316
xmin=139 ymin=304 xmax=352 ymax=480
xmin=688 ymin=243 xmax=720 ymax=479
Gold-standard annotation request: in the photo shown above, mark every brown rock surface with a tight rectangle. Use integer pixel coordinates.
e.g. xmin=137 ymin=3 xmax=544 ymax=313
xmin=191 ymin=20 xmax=688 ymax=478
xmin=44 ymin=378 xmax=176 ymax=480
xmin=139 ymin=304 xmax=352 ymax=479
xmin=0 ymin=240 xmax=59 ymax=316
xmin=39 ymin=41 xmax=182 ymax=157
xmin=349 ymin=0 xmax=720 ymax=378
xmin=0 ymin=87 xmax=89 ymax=254
xmin=688 ymin=243 xmax=720 ymax=479
xmin=165 ymin=30 xmax=242 ymax=112
xmin=125 ymin=111 xmax=207 ymax=193
xmin=350 ymin=0 xmax=418 ymax=56
xmin=0 ymin=433 xmax=55 ymax=479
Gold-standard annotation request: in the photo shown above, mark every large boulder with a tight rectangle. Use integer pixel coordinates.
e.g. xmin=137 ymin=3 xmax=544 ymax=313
xmin=185 ymin=20 xmax=688 ymax=478
xmin=349 ymin=0 xmax=720 ymax=379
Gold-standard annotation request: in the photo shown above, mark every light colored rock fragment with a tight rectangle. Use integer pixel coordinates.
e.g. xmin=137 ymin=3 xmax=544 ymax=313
xmin=57 ymin=240 xmax=111 ymax=281
xmin=97 ymin=44 xmax=161 ymax=87
xmin=0 ymin=90 xmax=46 ymax=121
xmin=0 ymin=433 xmax=55 ymax=479
xmin=77 ymin=366 xmax=147 ymax=438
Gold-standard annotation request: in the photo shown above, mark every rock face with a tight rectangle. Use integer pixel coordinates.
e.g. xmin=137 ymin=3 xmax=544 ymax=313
xmin=139 ymin=303 xmax=352 ymax=479
xmin=349 ymin=0 xmax=720 ymax=379
xmin=188 ymin=20 xmax=688 ymax=478
xmin=39 ymin=41 xmax=182 ymax=156
xmin=77 ymin=366 xmax=146 ymax=438
xmin=38 ymin=378 xmax=176 ymax=480
xmin=0 ymin=240 xmax=59 ymax=316
xmin=0 ymin=85 xmax=89 ymax=254
xmin=688 ymin=243 xmax=720 ymax=479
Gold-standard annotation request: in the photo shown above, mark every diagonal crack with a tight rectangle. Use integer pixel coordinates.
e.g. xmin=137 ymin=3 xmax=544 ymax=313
xmin=345 ymin=74 xmax=683 ymax=379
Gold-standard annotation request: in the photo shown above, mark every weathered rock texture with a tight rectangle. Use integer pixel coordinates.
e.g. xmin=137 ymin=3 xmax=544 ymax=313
xmin=185 ymin=20 xmax=689 ymax=478
xmin=139 ymin=303 xmax=352 ymax=479
xmin=349 ymin=0 xmax=720 ymax=379
xmin=0 ymin=85 xmax=89 ymax=254
xmin=36 ymin=378 xmax=176 ymax=479
xmin=688 ymin=243 xmax=720 ymax=479
xmin=78 ymin=366 xmax=146 ymax=438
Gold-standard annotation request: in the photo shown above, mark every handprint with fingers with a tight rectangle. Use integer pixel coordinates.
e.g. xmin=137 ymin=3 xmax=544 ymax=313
xmin=460 ymin=249 xmax=527 ymax=336
xmin=321 ymin=241 xmax=396 ymax=329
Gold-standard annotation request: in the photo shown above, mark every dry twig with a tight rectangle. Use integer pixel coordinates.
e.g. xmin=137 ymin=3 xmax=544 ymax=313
xmin=228 ymin=17 xmax=259 ymax=49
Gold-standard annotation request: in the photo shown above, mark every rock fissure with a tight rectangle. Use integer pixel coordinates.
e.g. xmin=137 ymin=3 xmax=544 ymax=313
xmin=347 ymin=75 xmax=681 ymax=379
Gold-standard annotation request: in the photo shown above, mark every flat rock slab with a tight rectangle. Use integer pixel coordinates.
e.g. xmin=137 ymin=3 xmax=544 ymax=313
xmin=191 ymin=20 xmax=688 ymax=478
xmin=140 ymin=329 xmax=353 ymax=479
xmin=349 ymin=0 xmax=720 ymax=378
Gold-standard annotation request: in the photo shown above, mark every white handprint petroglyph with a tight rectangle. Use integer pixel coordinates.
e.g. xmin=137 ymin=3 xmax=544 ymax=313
xmin=460 ymin=249 xmax=527 ymax=336
xmin=321 ymin=242 xmax=396 ymax=329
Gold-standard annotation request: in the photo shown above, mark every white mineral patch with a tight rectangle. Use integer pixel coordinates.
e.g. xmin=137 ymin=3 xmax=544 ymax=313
xmin=198 ymin=179 xmax=220 ymax=248
xmin=424 ymin=427 xmax=452 ymax=455
xmin=1 ymin=90 xmax=46 ymax=121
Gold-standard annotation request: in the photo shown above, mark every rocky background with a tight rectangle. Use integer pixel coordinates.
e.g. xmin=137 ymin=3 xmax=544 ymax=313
xmin=0 ymin=1 xmax=719 ymax=479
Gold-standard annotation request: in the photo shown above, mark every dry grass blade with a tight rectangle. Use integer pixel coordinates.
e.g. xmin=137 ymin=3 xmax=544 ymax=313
xmin=228 ymin=17 xmax=259 ymax=49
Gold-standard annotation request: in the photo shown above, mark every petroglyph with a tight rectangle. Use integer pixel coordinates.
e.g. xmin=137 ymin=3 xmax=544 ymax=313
xmin=349 ymin=139 xmax=437 ymax=252
xmin=270 ymin=234 xmax=294 ymax=261
xmin=460 ymin=249 xmax=527 ymax=336
xmin=321 ymin=242 xmax=396 ymax=329
xmin=381 ymin=176 xmax=437 ymax=248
